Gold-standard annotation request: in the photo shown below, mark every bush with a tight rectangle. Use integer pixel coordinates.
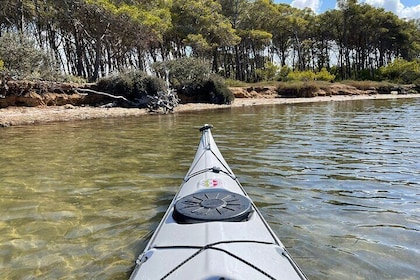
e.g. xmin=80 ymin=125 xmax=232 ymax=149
xmin=0 ymin=32 xmax=50 ymax=78
xmin=178 ymin=75 xmax=234 ymax=104
xmin=154 ymin=57 xmax=232 ymax=104
xmin=277 ymin=81 xmax=320 ymax=98
xmin=255 ymin=61 xmax=279 ymax=81
xmin=153 ymin=57 xmax=211 ymax=90
xmin=202 ymin=75 xmax=234 ymax=104
xmin=286 ymin=68 xmax=335 ymax=82
xmin=315 ymin=68 xmax=335 ymax=82
xmin=224 ymin=78 xmax=248 ymax=87
xmin=287 ymin=70 xmax=316 ymax=81
xmin=342 ymin=80 xmax=393 ymax=90
xmin=96 ymin=70 xmax=166 ymax=99
xmin=276 ymin=66 xmax=291 ymax=81
xmin=379 ymin=59 xmax=420 ymax=84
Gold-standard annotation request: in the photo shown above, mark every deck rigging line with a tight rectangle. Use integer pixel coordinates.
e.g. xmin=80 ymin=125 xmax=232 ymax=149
xmin=155 ymin=240 xmax=278 ymax=280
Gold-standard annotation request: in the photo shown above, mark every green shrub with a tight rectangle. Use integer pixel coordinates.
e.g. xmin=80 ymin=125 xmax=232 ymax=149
xmin=277 ymin=81 xmax=319 ymax=97
xmin=315 ymin=68 xmax=335 ymax=82
xmin=154 ymin=58 xmax=232 ymax=104
xmin=276 ymin=66 xmax=291 ymax=81
xmin=255 ymin=61 xmax=279 ymax=81
xmin=202 ymin=75 xmax=234 ymax=104
xmin=96 ymin=70 xmax=166 ymax=99
xmin=287 ymin=70 xmax=316 ymax=81
xmin=286 ymin=68 xmax=335 ymax=82
xmin=379 ymin=59 xmax=420 ymax=84
xmin=0 ymin=32 xmax=50 ymax=78
xmin=356 ymin=69 xmax=380 ymax=81
xmin=178 ymin=75 xmax=233 ymax=104
xmin=342 ymin=80 xmax=394 ymax=90
xmin=154 ymin=57 xmax=211 ymax=90
xmin=224 ymin=78 xmax=248 ymax=87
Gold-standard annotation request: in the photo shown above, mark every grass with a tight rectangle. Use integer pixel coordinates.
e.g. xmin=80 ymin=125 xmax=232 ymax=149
xmin=341 ymin=80 xmax=395 ymax=90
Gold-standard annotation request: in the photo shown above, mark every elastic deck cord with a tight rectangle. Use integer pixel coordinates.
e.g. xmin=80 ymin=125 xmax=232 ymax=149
xmin=184 ymin=166 xmax=237 ymax=182
xmin=155 ymin=240 xmax=278 ymax=280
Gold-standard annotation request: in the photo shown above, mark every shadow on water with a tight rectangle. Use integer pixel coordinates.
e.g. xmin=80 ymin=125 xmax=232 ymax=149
xmin=1 ymin=97 xmax=419 ymax=279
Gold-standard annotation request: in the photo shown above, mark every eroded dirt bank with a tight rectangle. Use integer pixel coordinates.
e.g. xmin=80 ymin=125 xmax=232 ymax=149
xmin=1 ymin=80 xmax=419 ymax=127
xmin=1 ymin=93 xmax=419 ymax=127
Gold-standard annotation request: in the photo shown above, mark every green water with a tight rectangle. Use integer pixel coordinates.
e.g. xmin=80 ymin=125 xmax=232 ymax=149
xmin=1 ymin=98 xmax=419 ymax=279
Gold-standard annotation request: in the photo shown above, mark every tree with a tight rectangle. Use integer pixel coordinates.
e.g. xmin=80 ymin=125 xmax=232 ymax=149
xmin=0 ymin=0 xmax=419 ymax=83
xmin=169 ymin=0 xmax=239 ymax=72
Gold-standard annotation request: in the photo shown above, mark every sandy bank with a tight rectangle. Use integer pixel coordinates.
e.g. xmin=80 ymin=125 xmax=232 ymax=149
xmin=1 ymin=94 xmax=419 ymax=127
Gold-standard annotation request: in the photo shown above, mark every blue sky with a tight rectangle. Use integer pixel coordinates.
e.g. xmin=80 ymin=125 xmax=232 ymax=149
xmin=273 ymin=0 xmax=420 ymax=19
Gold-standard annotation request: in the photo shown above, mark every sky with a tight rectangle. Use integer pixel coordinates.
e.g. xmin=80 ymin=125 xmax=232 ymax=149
xmin=273 ymin=0 xmax=420 ymax=19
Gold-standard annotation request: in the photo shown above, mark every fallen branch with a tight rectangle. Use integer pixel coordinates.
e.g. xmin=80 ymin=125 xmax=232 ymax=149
xmin=76 ymin=88 xmax=130 ymax=102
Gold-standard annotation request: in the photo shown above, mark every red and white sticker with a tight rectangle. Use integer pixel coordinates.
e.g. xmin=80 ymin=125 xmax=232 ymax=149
xmin=198 ymin=178 xmax=223 ymax=188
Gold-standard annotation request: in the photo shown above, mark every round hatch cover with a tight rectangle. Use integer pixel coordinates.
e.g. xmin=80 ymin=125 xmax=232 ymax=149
xmin=173 ymin=190 xmax=252 ymax=223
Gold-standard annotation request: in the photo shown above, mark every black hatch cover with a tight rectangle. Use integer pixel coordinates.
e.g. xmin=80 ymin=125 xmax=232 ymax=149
xmin=173 ymin=190 xmax=252 ymax=223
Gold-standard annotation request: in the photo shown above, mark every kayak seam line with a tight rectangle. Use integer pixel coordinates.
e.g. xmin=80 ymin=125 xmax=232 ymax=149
xmin=156 ymin=240 xmax=278 ymax=280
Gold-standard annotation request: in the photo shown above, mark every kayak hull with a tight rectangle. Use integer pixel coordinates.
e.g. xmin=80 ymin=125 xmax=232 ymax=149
xmin=130 ymin=125 xmax=307 ymax=280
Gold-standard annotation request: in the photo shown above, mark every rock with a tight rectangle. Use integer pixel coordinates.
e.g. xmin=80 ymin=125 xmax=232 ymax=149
xmin=64 ymin=104 xmax=76 ymax=109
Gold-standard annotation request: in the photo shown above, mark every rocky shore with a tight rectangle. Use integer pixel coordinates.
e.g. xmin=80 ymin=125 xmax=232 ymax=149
xmin=1 ymin=82 xmax=419 ymax=127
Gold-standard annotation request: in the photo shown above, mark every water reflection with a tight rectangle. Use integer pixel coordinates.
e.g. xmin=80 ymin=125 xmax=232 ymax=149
xmin=0 ymin=98 xmax=419 ymax=279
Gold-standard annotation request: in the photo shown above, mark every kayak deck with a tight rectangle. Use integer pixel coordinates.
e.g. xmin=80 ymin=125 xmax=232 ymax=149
xmin=130 ymin=125 xmax=307 ymax=279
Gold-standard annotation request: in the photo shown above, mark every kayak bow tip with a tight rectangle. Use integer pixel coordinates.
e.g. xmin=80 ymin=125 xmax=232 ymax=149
xmin=200 ymin=124 xmax=214 ymax=132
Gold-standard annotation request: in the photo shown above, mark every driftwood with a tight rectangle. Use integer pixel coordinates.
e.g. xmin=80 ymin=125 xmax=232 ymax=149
xmin=76 ymin=87 xmax=179 ymax=112
xmin=76 ymin=88 xmax=130 ymax=102
xmin=76 ymin=87 xmax=145 ymax=108
xmin=147 ymin=90 xmax=179 ymax=114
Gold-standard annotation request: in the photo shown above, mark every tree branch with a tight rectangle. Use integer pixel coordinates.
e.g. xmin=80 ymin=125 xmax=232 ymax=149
xmin=76 ymin=88 xmax=129 ymax=102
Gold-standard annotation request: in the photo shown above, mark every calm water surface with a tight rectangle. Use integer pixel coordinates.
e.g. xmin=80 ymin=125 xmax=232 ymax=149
xmin=0 ymin=98 xmax=419 ymax=279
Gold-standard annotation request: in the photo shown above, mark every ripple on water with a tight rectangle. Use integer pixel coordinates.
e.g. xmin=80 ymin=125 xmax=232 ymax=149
xmin=1 ymin=98 xmax=419 ymax=279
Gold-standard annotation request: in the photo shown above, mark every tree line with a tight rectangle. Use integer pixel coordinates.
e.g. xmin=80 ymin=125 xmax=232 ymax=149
xmin=0 ymin=0 xmax=419 ymax=82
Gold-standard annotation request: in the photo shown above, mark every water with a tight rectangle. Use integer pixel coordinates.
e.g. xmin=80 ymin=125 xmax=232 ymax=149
xmin=0 ymin=98 xmax=419 ymax=279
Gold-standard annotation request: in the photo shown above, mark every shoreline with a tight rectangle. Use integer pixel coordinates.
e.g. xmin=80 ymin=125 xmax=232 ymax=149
xmin=1 ymin=93 xmax=419 ymax=127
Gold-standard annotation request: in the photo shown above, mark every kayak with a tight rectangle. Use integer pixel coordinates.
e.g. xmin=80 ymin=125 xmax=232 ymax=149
xmin=129 ymin=124 xmax=308 ymax=280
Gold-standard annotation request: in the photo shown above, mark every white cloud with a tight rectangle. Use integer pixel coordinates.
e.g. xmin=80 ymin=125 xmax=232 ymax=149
xmin=398 ymin=4 xmax=420 ymax=19
xmin=291 ymin=0 xmax=321 ymax=13
xmin=364 ymin=0 xmax=420 ymax=19
xmin=364 ymin=0 xmax=402 ymax=14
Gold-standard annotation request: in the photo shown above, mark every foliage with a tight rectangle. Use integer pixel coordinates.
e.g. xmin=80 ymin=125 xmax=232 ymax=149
xmin=287 ymin=70 xmax=316 ymax=81
xmin=154 ymin=57 xmax=233 ymax=104
xmin=276 ymin=66 xmax=292 ymax=82
xmin=0 ymin=0 xmax=419 ymax=83
xmin=255 ymin=61 xmax=279 ymax=81
xmin=0 ymin=32 xmax=49 ymax=78
xmin=277 ymin=81 xmax=320 ymax=98
xmin=202 ymin=75 xmax=234 ymax=104
xmin=315 ymin=68 xmax=335 ymax=82
xmin=342 ymin=80 xmax=394 ymax=90
xmin=154 ymin=57 xmax=212 ymax=90
xmin=0 ymin=60 xmax=4 ymax=70
xmin=224 ymin=79 xmax=248 ymax=87
xmin=286 ymin=68 xmax=335 ymax=82
xmin=170 ymin=0 xmax=240 ymax=56
xmin=379 ymin=59 xmax=420 ymax=84
xmin=178 ymin=74 xmax=234 ymax=104
xmin=96 ymin=70 xmax=166 ymax=99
